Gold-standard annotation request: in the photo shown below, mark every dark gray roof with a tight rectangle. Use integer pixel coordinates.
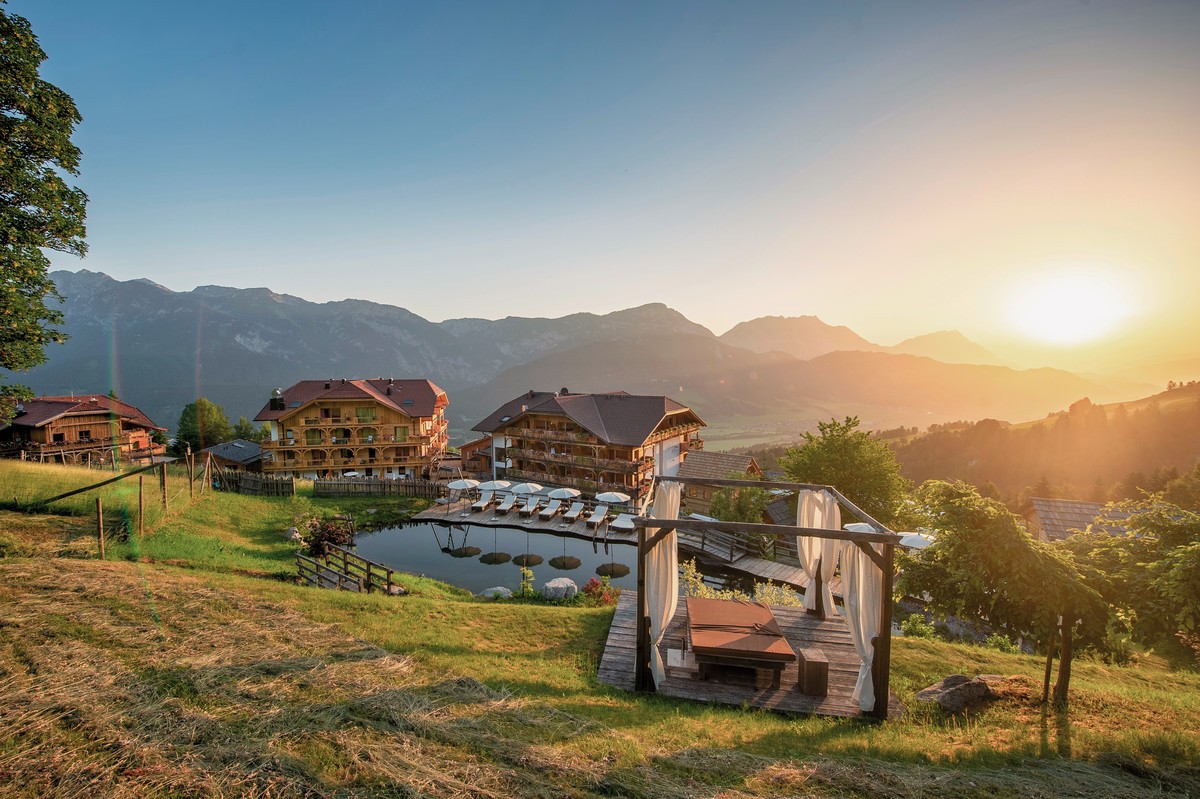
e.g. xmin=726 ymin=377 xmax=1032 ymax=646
xmin=201 ymin=439 xmax=262 ymax=465
xmin=764 ymin=496 xmax=796 ymax=526
xmin=472 ymin=390 xmax=705 ymax=447
xmin=676 ymin=450 xmax=760 ymax=481
xmin=1028 ymin=497 xmax=1127 ymax=541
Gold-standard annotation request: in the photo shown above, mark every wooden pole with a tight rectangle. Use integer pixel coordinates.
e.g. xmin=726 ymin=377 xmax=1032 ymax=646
xmin=809 ymin=556 xmax=826 ymax=620
xmin=872 ymin=542 xmax=896 ymax=720
xmin=138 ymin=475 xmax=144 ymax=536
xmin=187 ymin=448 xmax=194 ymax=501
xmin=160 ymin=462 xmax=168 ymax=511
xmin=96 ymin=496 xmax=105 ymax=560
xmin=635 ymin=525 xmax=650 ymax=691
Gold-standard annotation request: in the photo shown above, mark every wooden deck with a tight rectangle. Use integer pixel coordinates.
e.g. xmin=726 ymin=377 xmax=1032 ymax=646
xmin=597 ymin=591 xmax=901 ymax=718
xmin=414 ymin=500 xmax=841 ymax=597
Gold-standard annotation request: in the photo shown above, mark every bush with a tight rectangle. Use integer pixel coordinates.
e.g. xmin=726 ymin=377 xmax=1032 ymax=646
xmin=983 ymin=632 xmax=1021 ymax=654
xmin=580 ymin=577 xmax=621 ymax=607
xmin=901 ymin=612 xmax=937 ymax=639
xmin=301 ymin=515 xmax=353 ymax=557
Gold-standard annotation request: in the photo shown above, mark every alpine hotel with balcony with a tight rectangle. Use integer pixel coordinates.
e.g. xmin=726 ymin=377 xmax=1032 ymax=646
xmin=471 ymin=389 xmax=705 ymax=502
xmin=255 ymin=378 xmax=449 ymax=479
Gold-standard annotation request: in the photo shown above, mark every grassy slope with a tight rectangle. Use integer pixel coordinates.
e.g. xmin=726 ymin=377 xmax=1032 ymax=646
xmin=0 ymin=461 xmax=1197 ymax=797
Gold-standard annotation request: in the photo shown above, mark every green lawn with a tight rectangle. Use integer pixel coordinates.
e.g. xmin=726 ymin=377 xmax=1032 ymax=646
xmin=0 ymin=460 xmax=1197 ymax=797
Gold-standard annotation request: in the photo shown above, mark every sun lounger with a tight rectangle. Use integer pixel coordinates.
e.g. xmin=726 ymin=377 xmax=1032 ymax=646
xmin=561 ymin=501 xmax=585 ymax=523
xmin=538 ymin=499 xmax=563 ymax=520
xmin=518 ymin=496 xmax=541 ymax=517
xmin=686 ymin=597 xmax=797 ymax=689
xmin=609 ymin=513 xmax=635 ymax=533
xmin=494 ymin=494 xmax=517 ymax=514
xmin=470 ymin=490 xmax=495 ymax=512
xmin=585 ymin=504 xmax=609 ymax=529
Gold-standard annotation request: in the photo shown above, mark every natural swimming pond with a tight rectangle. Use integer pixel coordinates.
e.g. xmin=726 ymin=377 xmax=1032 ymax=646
xmin=354 ymin=522 xmax=637 ymax=594
xmin=353 ymin=521 xmax=759 ymax=596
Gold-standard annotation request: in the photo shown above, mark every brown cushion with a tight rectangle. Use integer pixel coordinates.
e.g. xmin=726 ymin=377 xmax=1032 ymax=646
xmin=686 ymin=597 xmax=797 ymax=663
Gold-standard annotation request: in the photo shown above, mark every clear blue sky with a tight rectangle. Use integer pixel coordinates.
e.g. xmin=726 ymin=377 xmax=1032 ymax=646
xmin=19 ymin=1 xmax=1200 ymax=367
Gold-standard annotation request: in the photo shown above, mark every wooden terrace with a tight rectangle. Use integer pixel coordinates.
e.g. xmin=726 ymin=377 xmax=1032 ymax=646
xmin=598 ymin=591 xmax=902 ymax=718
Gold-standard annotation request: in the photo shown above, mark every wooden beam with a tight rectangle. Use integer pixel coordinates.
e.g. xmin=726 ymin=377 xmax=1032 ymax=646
xmin=32 ymin=461 xmax=164 ymax=507
xmin=854 ymin=540 xmax=887 ymax=571
xmin=653 ymin=475 xmax=891 ymax=533
xmin=872 ymin=542 xmax=895 ymax=720
xmin=635 ymin=525 xmax=650 ymax=692
xmin=631 ymin=517 xmax=900 ymax=546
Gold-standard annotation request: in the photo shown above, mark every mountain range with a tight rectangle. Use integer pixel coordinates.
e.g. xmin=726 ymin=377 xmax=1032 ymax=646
xmin=6 ymin=270 xmax=1161 ymax=442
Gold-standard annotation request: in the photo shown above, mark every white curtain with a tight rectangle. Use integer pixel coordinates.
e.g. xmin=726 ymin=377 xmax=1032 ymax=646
xmin=645 ymin=480 xmax=682 ymax=687
xmin=839 ymin=539 xmax=883 ymax=711
xmin=796 ymin=490 xmax=840 ymax=613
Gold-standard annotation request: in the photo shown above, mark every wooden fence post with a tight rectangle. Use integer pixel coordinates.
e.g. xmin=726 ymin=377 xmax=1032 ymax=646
xmin=187 ymin=450 xmax=194 ymax=500
xmin=160 ymin=462 xmax=168 ymax=511
xmin=138 ymin=475 xmax=144 ymax=536
xmin=96 ymin=496 xmax=105 ymax=559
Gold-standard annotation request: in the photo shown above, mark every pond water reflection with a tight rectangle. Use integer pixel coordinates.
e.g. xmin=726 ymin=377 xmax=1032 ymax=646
xmin=353 ymin=522 xmax=637 ymax=594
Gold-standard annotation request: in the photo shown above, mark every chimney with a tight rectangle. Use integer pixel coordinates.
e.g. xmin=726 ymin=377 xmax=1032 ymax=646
xmin=386 ymin=386 xmax=392 ymax=396
xmin=559 ymin=387 xmax=569 ymax=396
xmin=324 ymin=382 xmax=331 ymax=389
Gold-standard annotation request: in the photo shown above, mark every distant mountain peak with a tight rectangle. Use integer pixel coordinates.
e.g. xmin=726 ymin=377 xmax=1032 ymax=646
xmin=718 ymin=315 xmax=879 ymax=360
xmin=887 ymin=330 xmax=1006 ymax=366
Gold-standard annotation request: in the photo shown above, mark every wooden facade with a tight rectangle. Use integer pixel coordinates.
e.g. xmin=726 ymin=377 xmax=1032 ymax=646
xmin=0 ymin=396 xmax=166 ymax=465
xmin=472 ymin=390 xmax=705 ymax=502
xmin=255 ymin=378 xmax=449 ymax=480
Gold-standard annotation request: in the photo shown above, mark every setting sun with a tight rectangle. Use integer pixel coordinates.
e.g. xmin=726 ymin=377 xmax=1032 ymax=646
xmin=1007 ymin=268 xmax=1136 ymax=346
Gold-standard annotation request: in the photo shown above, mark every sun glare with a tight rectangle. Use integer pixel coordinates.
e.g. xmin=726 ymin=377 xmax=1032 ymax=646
xmin=1007 ymin=268 xmax=1135 ymax=346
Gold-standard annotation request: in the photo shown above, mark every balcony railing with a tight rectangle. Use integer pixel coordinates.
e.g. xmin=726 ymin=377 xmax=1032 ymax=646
xmin=506 ymin=447 xmax=652 ymax=474
xmin=509 ymin=427 xmax=598 ymax=445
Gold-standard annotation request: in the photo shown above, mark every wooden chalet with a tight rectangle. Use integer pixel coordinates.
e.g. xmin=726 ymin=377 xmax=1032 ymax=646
xmin=676 ymin=450 xmax=762 ymax=513
xmin=1025 ymin=497 xmax=1127 ymax=542
xmin=254 ymin=378 xmax=449 ymax=480
xmin=201 ymin=439 xmax=263 ymax=473
xmin=0 ymin=395 xmax=166 ymax=465
xmin=471 ymin=389 xmax=705 ymax=502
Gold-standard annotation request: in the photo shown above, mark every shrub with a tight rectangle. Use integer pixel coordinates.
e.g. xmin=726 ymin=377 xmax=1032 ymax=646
xmin=580 ymin=577 xmax=621 ymax=607
xmin=901 ymin=612 xmax=937 ymax=639
xmin=301 ymin=515 xmax=353 ymax=557
xmin=983 ymin=632 xmax=1021 ymax=654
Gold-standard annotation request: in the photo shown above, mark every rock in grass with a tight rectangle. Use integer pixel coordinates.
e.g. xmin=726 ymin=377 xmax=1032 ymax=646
xmin=478 ymin=586 xmax=513 ymax=599
xmin=542 ymin=577 xmax=578 ymax=601
xmin=479 ymin=552 xmax=511 ymax=565
xmin=595 ymin=562 xmax=630 ymax=578
xmin=915 ymin=675 xmax=994 ymax=712
xmin=513 ymin=554 xmax=543 ymax=567
xmin=548 ymin=555 xmax=581 ymax=570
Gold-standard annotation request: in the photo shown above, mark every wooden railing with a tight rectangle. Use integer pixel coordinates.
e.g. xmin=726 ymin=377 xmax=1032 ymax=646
xmin=506 ymin=447 xmax=651 ymax=474
xmin=216 ymin=472 xmax=296 ymax=496
xmin=297 ymin=543 xmax=402 ymax=594
xmin=312 ymin=477 xmax=443 ymax=498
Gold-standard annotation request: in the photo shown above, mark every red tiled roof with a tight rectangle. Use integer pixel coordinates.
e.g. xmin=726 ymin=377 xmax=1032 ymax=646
xmin=9 ymin=396 xmax=165 ymax=431
xmin=253 ymin=378 xmax=447 ymax=421
xmin=472 ymin=390 xmax=704 ymax=447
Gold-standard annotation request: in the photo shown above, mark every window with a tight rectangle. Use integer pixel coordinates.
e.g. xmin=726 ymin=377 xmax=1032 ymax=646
xmin=53 ymin=433 xmax=65 ymax=443
xmin=356 ymin=407 xmax=377 ymax=423
xmin=79 ymin=429 xmax=91 ymax=441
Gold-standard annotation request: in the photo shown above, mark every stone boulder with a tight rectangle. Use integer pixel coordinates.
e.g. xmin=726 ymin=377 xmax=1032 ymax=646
xmin=542 ymin=577 xmax=578 ymax=601
xmin=915 ymin=674 xmax=994 ymax=713
xmin=287 ymin=527 xmax=304 ymax=543
xmin=478 ymin=586 xmax=513 ymax=600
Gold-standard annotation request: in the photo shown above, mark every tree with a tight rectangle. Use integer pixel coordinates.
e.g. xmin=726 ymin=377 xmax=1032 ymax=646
xmin=710 ymin=471 xmax=770 ymax=523
xmin=231 ymin=415 xmax=268 ymax=442
xmin=175 ymin=398 xmax=232 ymax=454
xmin=778 ymin=416 xmax=910 ymax=526
xmin=0 ymin=6 xmax=87 ymax=424
xmin=899 ymin=480 xmax=1109 ymax=705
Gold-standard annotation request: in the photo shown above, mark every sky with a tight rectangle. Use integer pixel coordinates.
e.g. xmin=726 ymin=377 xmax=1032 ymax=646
xmin=18 ymin=0 xmax=1200 ymax=370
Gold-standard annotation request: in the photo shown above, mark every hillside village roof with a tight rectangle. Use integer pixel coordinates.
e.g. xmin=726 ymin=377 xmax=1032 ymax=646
xmin=676 ymin=450 xmax=760 ymax=481
xmin=253 ymin=378 xmax=447 ymax=422
xmin=2 ymin=395 xmax=165 ymax=431
xmin=1028 ymin=497 xmax=1128 ymax=542
xmin=472 ymin=390 xmax=705 ymax=447
xmin=201 ymin=439 xmax=262 ymax=466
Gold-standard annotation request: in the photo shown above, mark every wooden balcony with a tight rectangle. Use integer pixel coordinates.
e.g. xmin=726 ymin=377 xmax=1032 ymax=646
xmin=506 ymin=446 xmax=652 ymax=474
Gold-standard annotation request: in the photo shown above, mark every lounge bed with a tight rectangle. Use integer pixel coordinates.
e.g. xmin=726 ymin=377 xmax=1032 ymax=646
xmin=494 ymin=494 xmax=518 ymax=514
xmin=538 ymin=499 xmax=563 ymax=520
xmin=685 ymin=597 xmax=797 ymax=689
xmin=470 ymin=490 xmax=495 ymax=512
xmin=560 ymin=501 xmax=585 ymax=524
xmin=585 ymin=504 xmax=609 ymax=529
xmin=518 ymin=496 xmax=541 ymax=517
xmin=609 ymin=513 xmax=635 ymax=533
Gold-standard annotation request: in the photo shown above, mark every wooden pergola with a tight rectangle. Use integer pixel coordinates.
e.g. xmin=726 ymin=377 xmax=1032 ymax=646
xmin=630 ymin=476 xmax=902 ymax=720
